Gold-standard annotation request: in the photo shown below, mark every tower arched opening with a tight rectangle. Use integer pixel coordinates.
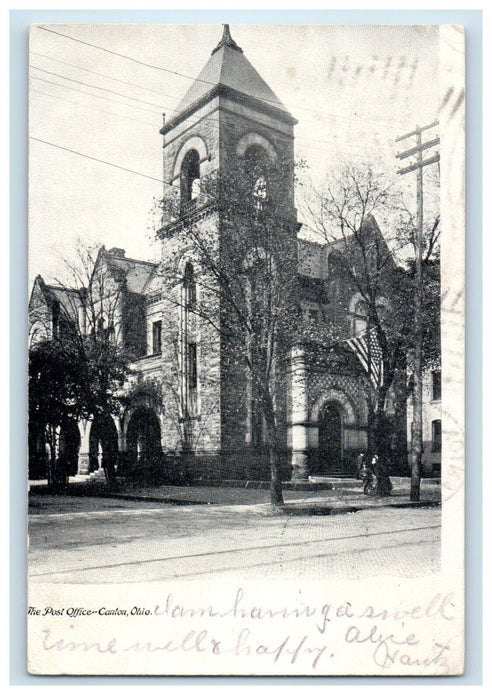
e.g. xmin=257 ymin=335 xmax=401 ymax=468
xmin=180 ymin=149 xmax=200 ymax=209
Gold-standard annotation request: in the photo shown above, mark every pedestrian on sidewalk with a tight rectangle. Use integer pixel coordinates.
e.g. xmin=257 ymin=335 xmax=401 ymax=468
xmin=356 ymin=451 xmax=366 ymax=479
xmin=372 ymin=454 xmax=393 ymax=496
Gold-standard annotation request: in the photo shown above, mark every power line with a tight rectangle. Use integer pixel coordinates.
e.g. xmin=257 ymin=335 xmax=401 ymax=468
xmin=30 ymin=63 xmax=409 ymax=163
xmin=30 ymin=136 xmax=164 ymax=184
xmin=30 ymin=87 xmax=158 ymax=128
xmin=395 ymin=122 xmax=440 ymax=502
xmin=30 ymin=75 xmax=399 ymax=157
xmin=29 ymin=131 xmax=390 ymax=203
xmin=32 ymin=49 xmax=372 ymax=127
xmin=36 ymin=25 xmax=414 ymax=129
xmin=31 ymin=50 xmax=182 ymax=105
xmin=30 ymin=81 xmax=396 ymax=162
xmin=30 ymin=75 xmax=163 ymax=115
xmin=30 ymin=65 xmax=167 ymax=111
xmin=38 ymin=26 xmax=200 ymax=82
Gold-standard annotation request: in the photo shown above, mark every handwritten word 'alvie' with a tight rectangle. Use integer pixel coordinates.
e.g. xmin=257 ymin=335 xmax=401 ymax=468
xmin=345 ymin=625 xmax=452 ymax=672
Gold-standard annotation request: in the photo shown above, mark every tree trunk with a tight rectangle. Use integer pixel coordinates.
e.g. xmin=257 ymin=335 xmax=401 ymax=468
xmin=49 ymin=454 xmax=67 ymax=493
xmin=368 ymin=385 xmax=392 ymax=467
xmin=262 ymin=392 xmax=284 ymax=506
xmin=374 ymin=406 xmax=390 ymax=461
xmin=268 ymin=444 xmax=284 ymax=506
xmin=366 ymin=402 xmax=376 ymax=457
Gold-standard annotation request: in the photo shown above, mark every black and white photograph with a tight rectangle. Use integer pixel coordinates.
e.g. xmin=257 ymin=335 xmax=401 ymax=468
xmin=26 ymin=22 xmax=465 ymax=676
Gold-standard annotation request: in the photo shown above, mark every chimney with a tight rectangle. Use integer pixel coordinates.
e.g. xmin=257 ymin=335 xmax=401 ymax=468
xmin=108 ymin=247 xmax=126 ymax=258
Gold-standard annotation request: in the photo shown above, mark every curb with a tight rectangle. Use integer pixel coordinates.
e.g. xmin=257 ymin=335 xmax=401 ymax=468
xmin=105 ymin=493 xmax=207 ymax=505
xmin=279 ymin=500 xmax=441 ymax=516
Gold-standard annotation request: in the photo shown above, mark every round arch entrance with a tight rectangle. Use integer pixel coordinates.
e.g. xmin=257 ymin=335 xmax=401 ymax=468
xmin=318 ymin=401 xmax=343 ymax=475
xmin=126 ymin=407 xmax=162 ymax=471
xmin=89 ymin=414 xmax=118 ymax=477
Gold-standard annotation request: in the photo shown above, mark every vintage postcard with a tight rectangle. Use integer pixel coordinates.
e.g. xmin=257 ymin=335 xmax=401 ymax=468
xmin=27 ymin=23 xmax=465 ymax=675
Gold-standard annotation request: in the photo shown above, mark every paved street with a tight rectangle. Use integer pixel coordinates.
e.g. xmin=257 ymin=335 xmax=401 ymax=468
xmin=28 ymin=492 xmax=440 ymax=583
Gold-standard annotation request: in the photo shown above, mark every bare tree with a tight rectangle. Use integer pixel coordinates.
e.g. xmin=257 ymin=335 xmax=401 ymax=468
xmin=301 ymin=162 xmax=440 ymax=467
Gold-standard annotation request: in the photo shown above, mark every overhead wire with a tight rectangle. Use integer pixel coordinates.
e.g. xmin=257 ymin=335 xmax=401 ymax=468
xmin=30 ymin=75 xmax=163 ymax=115
xmin=30 ymin=28 xmax=437 ymax=179
xmin=36 ymin=24 xmax=415 ymax=129
xmin=29 ymin=130 xmax=393 ymax=197
xmin=31 ymin=74 xmax=399 ymax=157
xmin=31 ymin=50 xmax=183 ymax=104
xmin=30 ymin=64 xmax=167 ymax=111
xmin=30 ymin=87 xmax=158 ymax=128
xmin=30 ymin=136 xmax=164 ymax=185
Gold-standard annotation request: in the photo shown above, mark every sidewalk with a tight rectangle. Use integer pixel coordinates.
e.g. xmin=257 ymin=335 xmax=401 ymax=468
xmin=29 ymin=477 xmax=441 ymax=515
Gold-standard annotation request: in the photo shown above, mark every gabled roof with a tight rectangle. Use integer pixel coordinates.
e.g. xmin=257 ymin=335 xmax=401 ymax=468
xmin=89 ymin=246 xmax=157 ymax=295
xmin=29 ymin=274 xmax=82 ymax=322
xmin=106 ymin=253 xmax=157 ymax=295
xmin=162 ymin=25 xmax=296 ymax=133
xmin=297 ymin=215 xmax=397 ymax=278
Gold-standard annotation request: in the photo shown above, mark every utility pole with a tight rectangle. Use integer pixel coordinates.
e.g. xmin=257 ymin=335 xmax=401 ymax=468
xmin=396 ymin=122 xmax=439 ymax=502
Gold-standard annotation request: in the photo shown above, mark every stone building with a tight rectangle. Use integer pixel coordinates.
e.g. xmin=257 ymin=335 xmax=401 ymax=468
xmin=407 ymin=368 xmax=442 ymax=477
xmin=28 ymin=26 xmax=438 ymax=484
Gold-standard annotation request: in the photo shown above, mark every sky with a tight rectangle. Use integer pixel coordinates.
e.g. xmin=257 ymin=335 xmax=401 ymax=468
xmin=28 ymin=23 xmax=441 ymax=288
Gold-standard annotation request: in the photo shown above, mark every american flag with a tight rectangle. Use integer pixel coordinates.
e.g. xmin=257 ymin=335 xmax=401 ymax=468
xmin=344 ymin=326 xmax=383 ymax=388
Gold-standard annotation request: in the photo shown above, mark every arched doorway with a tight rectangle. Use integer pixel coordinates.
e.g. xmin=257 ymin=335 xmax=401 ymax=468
xmin=318 ymin=401 xmax=343 ymax=474
xmin=89 ymin=414 xmax=118 ymax=478
xmin=126 ymin=407 xmax=162 ymax=472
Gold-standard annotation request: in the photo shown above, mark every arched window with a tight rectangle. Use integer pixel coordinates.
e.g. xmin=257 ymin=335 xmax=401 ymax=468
xmin=431 ymin=419 xmax=442 ymax=452
xmin=244 ymin=145 xmax=269 ymax=211
xmin=431 ymin=370 xmax=441 ymax=401
xmin=350 ymin=295 xmax=389 ymax=335
xmin=180 ymin=149 xmax=200 ymax=208
xmin=252 ymin=175 xmax=267 ymax=211
xmin=353 ymin=299 xmax=368 ymax=335
xmin=182 ymin=261 xmax=198 ymax=418
xmin=242 ymin=247 xmax=273 ymax=447
xmin=183 ymin=261 xmax=196 ymax=310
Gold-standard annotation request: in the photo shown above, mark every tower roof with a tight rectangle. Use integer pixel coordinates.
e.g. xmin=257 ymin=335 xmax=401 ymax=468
xmin=162 ymin=25 xmax=295 ymax=133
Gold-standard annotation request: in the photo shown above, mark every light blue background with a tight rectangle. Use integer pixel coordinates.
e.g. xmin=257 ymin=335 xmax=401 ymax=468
xmin=11 ymin=8 xmax=482 ymax=686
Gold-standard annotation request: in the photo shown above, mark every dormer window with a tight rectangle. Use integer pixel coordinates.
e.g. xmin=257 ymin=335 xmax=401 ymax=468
xmin=180 ymin=149 xmax=200 ymax=209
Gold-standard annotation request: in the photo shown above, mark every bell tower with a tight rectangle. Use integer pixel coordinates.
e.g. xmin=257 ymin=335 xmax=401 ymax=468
xmin=157 ymin=26 xmax=298 ymax=478
xmin=159 ymin=24 xmax=297 ymax=224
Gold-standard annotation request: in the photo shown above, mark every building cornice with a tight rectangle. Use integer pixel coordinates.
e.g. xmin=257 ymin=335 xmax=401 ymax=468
xmin=160 ymin=84 xmax=297 ymax=136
